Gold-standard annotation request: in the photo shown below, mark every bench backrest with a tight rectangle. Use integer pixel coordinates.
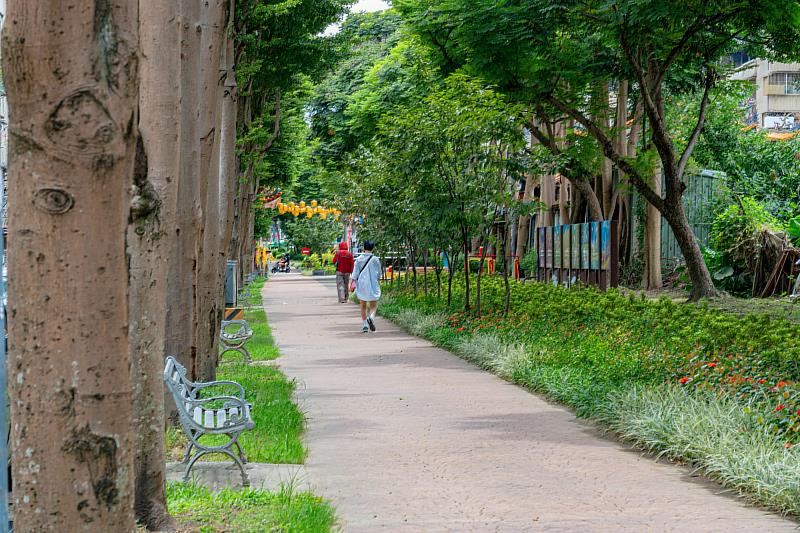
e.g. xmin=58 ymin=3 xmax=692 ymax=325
xmin=163 ymin=356 xmax=194 ymax=405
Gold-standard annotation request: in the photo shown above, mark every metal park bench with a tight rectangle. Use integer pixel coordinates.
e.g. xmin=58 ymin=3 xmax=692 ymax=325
xmin=163 ymin=356 xmax=255 ymax=486
xmin=219 ymin=319 xmax=253 ymax=364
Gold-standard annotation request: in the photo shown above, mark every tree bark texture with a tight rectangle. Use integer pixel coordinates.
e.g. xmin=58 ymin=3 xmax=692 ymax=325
xmin=131 ymin=0 xmax=180 ymax=528
xmin=515 ymin=168 xmax=537 ymax=259
xmin=194 ymin=0 xmax=227 ymax=382
xmin=166 ymin=0 xmax=202 ymax=379
xmin=645 ymin=161 xmax=663 ymax=290
xmin=218 ymin=29 xmax=238 ymax=306
xmin=3 ymin=1 xmax=139 ymax=528
xmin=597 ymin=84 xmax=614 ymax=218
xmin=539 ymin=173 xmax=555 ymax=228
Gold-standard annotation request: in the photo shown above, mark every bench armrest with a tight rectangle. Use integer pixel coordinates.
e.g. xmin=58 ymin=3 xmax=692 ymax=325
xmin=193 ymin=380 xmax=246 ymax=400
xmin=187 ymin=395 xmax=247 ymax=411
xmin=221 ymin=320 xmax=252 ymax=335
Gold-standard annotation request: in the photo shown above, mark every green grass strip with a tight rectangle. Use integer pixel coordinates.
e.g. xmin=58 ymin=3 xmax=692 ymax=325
xmin=166 ymin=481 xmax=336 ymax=532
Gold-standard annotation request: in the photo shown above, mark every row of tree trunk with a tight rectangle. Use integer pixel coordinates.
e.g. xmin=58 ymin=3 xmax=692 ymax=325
xmin=517 ymin=86 xmax=663 ymax=290
xmin=3 ymin=0 xmax=252 ymax=530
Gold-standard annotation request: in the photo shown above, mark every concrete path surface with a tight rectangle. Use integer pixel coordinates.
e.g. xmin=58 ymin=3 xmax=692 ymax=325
xmin=165 ymin=462 xmax=307 ymax=492
xmin=264 ymin=274 xmax=795 ymax=532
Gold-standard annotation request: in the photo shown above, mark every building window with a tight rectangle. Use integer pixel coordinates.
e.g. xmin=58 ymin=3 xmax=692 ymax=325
xmin=768 ymin=72 xmax=800 ymax=94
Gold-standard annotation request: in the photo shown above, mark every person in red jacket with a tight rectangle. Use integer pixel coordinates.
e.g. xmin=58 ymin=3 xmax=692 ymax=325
xmin=333 ymin=241 xmax=355 ymax=303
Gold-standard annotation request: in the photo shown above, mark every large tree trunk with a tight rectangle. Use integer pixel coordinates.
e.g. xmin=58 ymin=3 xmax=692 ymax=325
xmin=597 ymin=84 xmax=614 ymax=218
xmin=166 ymin=0 xmax=203 ymax=380
xmin=515 ymin=171 xmax=537 ymax=259
xmin=539 ymin=173 xmax=555 ymax=227
xmin=194 ymin=0 xmax=227 ymax=381
xmin=3 ymin=1 xmax=139 ymax=529
xmin=558 ymin=179 xmax=569 ymax=224
xmin=461 ymin=225 xmax=471 ymax=312
xmin=645 ymin=161 xmax=663 ymax=290
xmin=130 ymin=0 xmax=181 ymax=529
xmin=218 ymin=26 xmax=239 ymax=305
xmin=664 ymin=202 xmax=716 ymax=300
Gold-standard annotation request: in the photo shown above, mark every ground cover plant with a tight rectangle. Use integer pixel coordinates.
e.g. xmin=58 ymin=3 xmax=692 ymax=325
xmin=164 ymin=482 xmax=336 ymax=532
xmin=379 ymin=276 xmax=800 ymax=515
xmin=242 ymin=278 xmax=281 ymax=361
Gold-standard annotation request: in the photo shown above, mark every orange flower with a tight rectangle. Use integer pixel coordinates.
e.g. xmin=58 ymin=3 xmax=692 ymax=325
xmin=679 ymin=377 xmax=690 ymax=384
xmin=707 ymin=362 xmax=717 ymax=369
xmin=776 ymin=381 xmax=789 ymax=389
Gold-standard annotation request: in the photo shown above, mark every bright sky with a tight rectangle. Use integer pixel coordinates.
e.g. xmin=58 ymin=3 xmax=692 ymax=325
xmin=324 ymin=0 xmax=389 ymax=36
xmin=353 ymin=0 xmax=390 ymax=12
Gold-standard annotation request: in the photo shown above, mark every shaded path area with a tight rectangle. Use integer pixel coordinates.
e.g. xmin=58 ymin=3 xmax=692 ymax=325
xmin=264 ymin=275 xmax=793 ymax=532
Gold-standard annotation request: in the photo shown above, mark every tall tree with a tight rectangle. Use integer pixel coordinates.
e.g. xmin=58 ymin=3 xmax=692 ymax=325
xmin=3 ymin=1 xmax=139 ymax=528
xmin=130 ymin=0 xmax=181 ymax=529
xmin=195 ymin=0 xmax=229 ymax=381
xmin=230 ymin=0 xmax=351 ymax=282
xmin=398 ymin=0 xmax=800 ymax=299
xmin=166 ymin=0 xmax=203 ymax=380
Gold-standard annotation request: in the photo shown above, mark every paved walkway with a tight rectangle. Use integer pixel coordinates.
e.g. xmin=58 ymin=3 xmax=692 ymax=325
xmin=264 ymin=275 xmax=794 ymax=532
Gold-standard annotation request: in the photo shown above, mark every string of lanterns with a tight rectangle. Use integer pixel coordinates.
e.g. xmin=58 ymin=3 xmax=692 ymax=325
xmin=257 ymin=189 xmax=342 ymax=220
xmin=277 ymin=200 xmax=341 ymax=220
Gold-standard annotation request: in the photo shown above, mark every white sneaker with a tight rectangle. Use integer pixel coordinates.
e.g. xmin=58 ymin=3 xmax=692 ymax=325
xmin=362 ymin=320 xmax=369 ymax=333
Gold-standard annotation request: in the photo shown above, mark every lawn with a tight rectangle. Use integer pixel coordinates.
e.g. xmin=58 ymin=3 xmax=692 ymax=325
xmin=166 ymin=482 xmax=336 ymax=533
xmin=380 ymin=274 xmax=800 ymax=516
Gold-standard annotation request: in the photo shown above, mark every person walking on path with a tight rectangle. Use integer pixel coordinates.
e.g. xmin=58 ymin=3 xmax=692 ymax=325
xmin=333 ymin=241 xmax=354 ymax=303
xmin=351 ymin=241 xmax=381 ymax=333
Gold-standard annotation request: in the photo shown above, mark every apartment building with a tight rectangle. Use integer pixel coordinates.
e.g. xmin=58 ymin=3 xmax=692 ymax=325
xmin=731 ymin=59 xmax=800 ymax=131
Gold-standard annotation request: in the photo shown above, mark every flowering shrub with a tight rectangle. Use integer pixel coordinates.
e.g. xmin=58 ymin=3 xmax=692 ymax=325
xmin=673 ymin=351 xmax=800 ymax=445
xmin=391 ymin=273 xmax=800 ymax=445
